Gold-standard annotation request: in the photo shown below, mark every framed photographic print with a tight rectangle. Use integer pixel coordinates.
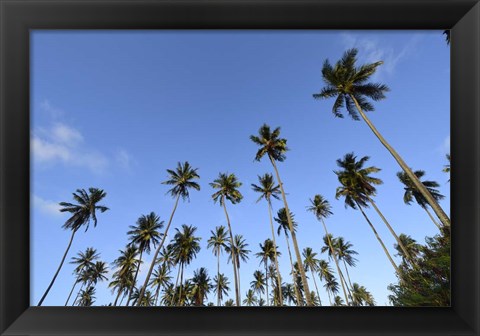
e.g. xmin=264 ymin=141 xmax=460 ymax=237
xmin=1 ymin=0 xmax=479 ymax=335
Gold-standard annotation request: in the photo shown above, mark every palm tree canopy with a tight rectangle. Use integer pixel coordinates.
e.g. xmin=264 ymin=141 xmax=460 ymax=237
xmin=213 ymin=273 xmax=230 ymax=300
xmin=111 ymin=246 xmax=139 ymax=278
xmin=251 ymin=173 xmax=281 ymax=203
xmin=250 ymin=270 xmax=266 ymax=294
xmin=170 ymin=224 xmax=201 ymax=266
xmin=127 ymin=212 xmax=164 ymax=254
xmin=191 ymin=267 xmax=213 ymax=305
xmin=87 ymin=261 xmax=109 ymax=285
xmin=250 ymin=124 xmax=289 ymax=162
xmin=302 ymin=247 xmax=320 ymax=272
xmin=162 ymin=161 xmax=200 ymax=201
xmin=397 ymin=170 xmax=445 ymax=208
xmin=255 ymin=239 xmax=281 ymax=266
xmin=307 ymin=194 xmax=333 ymax=220
xmin=225 ymin=235 xmax=250 ymax=267
xmin=275 ymin=208 xmax=298 ymax=237
xmin=59 ymin=188 xmax=109 ymax=232
xmin=334 ymin=237 xmax=359 ymax=267
xmin=210 ymin=173 xmax=243 ymax=205
xmin=313 ymin=48 xmax=389 ymax=120
xmin=207 ymin=226 xmax=228 ymax=256
xmin=394 ymin=234 xmax=422 ymax=261
xmin=70 ymin=247 xmax=99 ymax=275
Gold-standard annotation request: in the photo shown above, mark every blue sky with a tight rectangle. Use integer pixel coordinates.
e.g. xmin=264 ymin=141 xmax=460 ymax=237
xmin=30 ymin=30 xmax=450 ymax=306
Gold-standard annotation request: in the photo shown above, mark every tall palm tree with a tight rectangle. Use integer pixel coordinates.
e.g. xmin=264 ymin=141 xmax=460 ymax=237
xmin=302 ymin=247 xmax=323 ymax=306
xmin=207 ymin=225 xmax=228 ymax=306
xmin=38 ymin=188 xmax=108 ymax=306
xmin=109 ymin=268 xmax=134 ymax=307
xmin=313 ymin=48 xmax=450 ymax=227
xmin=87 ymin=261 xmax=109 ymax=288
xmin=191 ymin=267 xmax=213 ymax=306
xmin=210 ymin=172 xmax=243 ymax=306
xmin=225 ymin=234 xmax=250 ymax=299
xmin=275 ymin=208 xmax=303 ymax=305
xmin=332 ymin=237 xmax=358 ymax=289
xmin=250 ymin=270 xmax=266 ymax=303
xmin=65 ymin=247 xmax=99 ymax=305
xmin=110 ymin=245 xmax=139 ymax=306
xmin=125 ymin=212 xmax=163 ymax=305
xmin=243 ymin=289 xmax=258 ymax=306
xmin=397 ymin=170 xmax=445 ymax=229
xmin=335 ymin=154 xmax=401 ymax=274
xmin=251 ymin=173 xmax=283 ymax=304
xmin=318 ymin=260 xmax=335 ymax=305
xmin=170 ymin=224 xmax=201 ymax=306
xmin=213 ymin=273 xmax=230 ymax=306
xmin=137 ymin=162 xmax=200 ymax=305
xmin=307 ymin=195 xmax=349 ymax=304
xmin=256 ymin=239 xmax=281 ymax=306
xmin=77 ymin=286 xmax=95 ymax=307
xmin=149 ymin=263 xmax=172 ymax=306
xmin=324 ymin=275 xmax=339 ymax=306
xmin=250 ymin=124 xmax=313 ymax=306
xmin=131 ymin=288 xmax=155 ymax=307
xmin=443 ymin=154 xmax=451 ymax=182
xmin=282 ymin=283 xmax=297 ymax=306
xmin=394 ymin=234 xmax=423 ymax=265
xmin=351 ymin=283 xmax=375 ymax=306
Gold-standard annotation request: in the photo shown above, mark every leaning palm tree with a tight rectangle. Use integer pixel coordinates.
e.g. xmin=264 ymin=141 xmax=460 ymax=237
xmin=275 ymin=208 xmax=303 ymax=305
xmin=313 ymin=48 xmax=450 ymax=228
xmin=210 ymin=172 xmax=243 ymax=306
xmin=213 ymin=273 xmax=230 ymax=306
xmin=38 ymin=188 xmax=108 ymax=306
xmin=251 ymin=173 xmax=283 ymax=304
xmin=307 ymin=195 xmax=349 ymax=304
xmin=243 ymin=289 xmax=258 ymax=306
xmin=335 ymin=154 xmax=401 ymax=274
xmin=207 ymin=225 xmax=228 ymax=306
xmin=65 ymin=247 xmax=99 ymax=305
xmin=125 ymin=212 xmax=163 ymax=305
xmin=191 ymin=267 xmax=213 ymax=306
xmin=250 ymin=270 xmax=266 ymax=303
xmin=250 ymin=124 xmax=312 ymax=306
xmin=137 ymin=162 xmax=200 ymax=305
xmin=302 ymin=247 xmax=323 ymax=306
xmin=397 ymin=170 xmax=445 ymax=229
xmin=170 ymin=224 xmax=201 ymax=306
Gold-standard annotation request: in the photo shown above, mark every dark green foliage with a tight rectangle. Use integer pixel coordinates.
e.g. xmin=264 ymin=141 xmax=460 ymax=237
xmin=388 ymin=226 xmax=450 ymax=306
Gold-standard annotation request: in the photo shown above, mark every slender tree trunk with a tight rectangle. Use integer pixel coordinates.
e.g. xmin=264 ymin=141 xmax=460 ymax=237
xmin=327 ymin=291 xmax=332 ymax=306
xmin=222 ymin=196 xmax=241 ymax=306
xmin=38 ymin=229 xmax=77 ymax=306
xmin=267 ymin=201 xmax=283 ymax=305
xmin=154 ymin=284 xmax=161 ymax=306
xmin=119 ymin=293 xmax=126 ymax=306
xmin=126 ymin=249 xmax=143 ymax=306
xmin=320 ymin=218 xmax=350 ymax=305
xmin=355 ymin=201 xmax=400 ymax=274
xmin=350 ymin=94 xmax=450 ymax=227
xmin=424 ymin=206 xmax=442 ymax=230
xmin=217 ymin=250 xmax=221 ymax=306
xmin=284 ymin=233 xmax=303 ymax=306
xmin=310 ymin=270 xmax=322 ymax=306
xmin=137 ymin=194 xmax=180 ymax=305
xmin=65 ymin=279 xmax=78 ymax=306
xmin=366 ymin=195 xmax=415 ymax=264
xmin=177 ymin=264 xmax=184 ymax=306
xmin=171 ymin=263 xmax=182 ymax=306
xmin=342 ymin=259 xmax=354 ymax=289
xmin=265 ymin=262 xmax=269 ymax=306
xmin=113 ymin=287 xmax=123 ymax=306
xmin=72 ymin=281 xmax=85 ymax=306
xmin=269 ymin=156 xmax=312 ymax=306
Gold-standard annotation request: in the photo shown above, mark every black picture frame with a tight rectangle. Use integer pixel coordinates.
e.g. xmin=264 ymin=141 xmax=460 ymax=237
xmin=1 ymin=0 xmax=479 ymax=335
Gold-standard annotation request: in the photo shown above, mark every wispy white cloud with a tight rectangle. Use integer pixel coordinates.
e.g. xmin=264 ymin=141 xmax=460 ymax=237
xmin=115 ymin=149 xmax=136 ymax=172
xmin=32 ymin=194 xmax=64 ymax=217
xmin=40 ymin=99 xmax=64 ymax=119
xmin=340 ymin=33 xmax=422 ymax=80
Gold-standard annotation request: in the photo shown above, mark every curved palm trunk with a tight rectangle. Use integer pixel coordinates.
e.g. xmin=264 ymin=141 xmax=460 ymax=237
xmin=366 ymin=195 xmax=415 ymax=264
xmin=113 ymin=287 xmax=123 ymax=306
xmin=38 ymin=229 xmax=77 ymax=306
xmin=137 ymin=194 xmax=180 ymax=305
xmin=65 ymin=279 xmax=79 ymax=306
xmin=284 ymin=233 xmax=303 ymax=306
xmin=222 ymin=196 xmax=241 ymax=306
xmin=267 ymin=201 xmax=283 ymax=305
xmin=424 ymin=206 xmax=442 ymax=230
xmin=72 ymin=281 xmax=85 ymax=306
xmin=350 ymin=94 xmax=450 ymax=227
xmin=355 ymin=201 xmax=400 ymax=274
xmin=269 ymin=156 xmax=312 ymax=306
xmin=320 ymin=218 xmax=350 ymax=305
xmin=126 ymin=249 xmax=143 ymax=306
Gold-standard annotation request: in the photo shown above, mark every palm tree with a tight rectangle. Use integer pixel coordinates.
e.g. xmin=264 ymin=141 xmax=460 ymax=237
xmin=213 ymin=273 xmax=230 ymax=306
xmin=313 ymin=48 xmax=450 ymax=227
xmin=275 ymin=208 xmax=303 ymax=305
xmin=87 ymin=261 xmax=109 ymax=288
xmin=125 ymin=212 xmax=163 ymax=305
xmin=131 ymin=288 xmax=155 ymax=307
xmin=210 ymin=172 xmax=243 ymax=306
xmin=251 ymin=173 xmax=284 ymax=303
xmin=191 ymin=267 xmax=213 ymax=306
xmin=332 ymin=237 xmax=358 ymax=290
xmin=137 ymin=162 xmax=200 ymax=305
xmin=394 ymin=234 xmax=422 ymax=265
xmin=307 ymin=195 xmax=349 ymax=304
xmin=333 ymin=296 xmax=345 ymax=306
xmin=38 ymin=188 xmax=108 ymax=306
xmin=207 ymin=225 xmax=228 ymax=306
xmin=77 ymin=286 xmax=95 ymax=306
xmin=443 ymin=154 xmax=451 ymax=182
xmin=318 ymin=260 xmax=335 ymax=305
xmin=243 ymin=289 xmax=258 ymax=306
xmin=110 ymin=245 xmax=139 ymax=306
xmin=225 ymin=234 xmax=250 ymax=299
xmin=282 ymin=283 xmax=297 ymax=306
xmin=397 ymin=170 xmax=445 ymax=229
xmin=149 ymin=263 xmax=172 ymax=306
xmin=224 ymin=299 xmax=235 ymax=307
xmin=65 ymin=247 xmax=99 ymax=305
xmin=302 ymin=247 xmax=323 ymax=306
xmin=250 ymin=124 xmax=312 ymax=306
xmin=351 ymin=283 xmax=376 ymax=306
xmin=335 ymin=154 xmax=401 ymax=274
xmin=170 ymin=224 xmax=201 ymax=306
xmin=250 ymin=270 xmax=266 ymax=303
xmin=256 ymin=239 xmax=281 ymax=306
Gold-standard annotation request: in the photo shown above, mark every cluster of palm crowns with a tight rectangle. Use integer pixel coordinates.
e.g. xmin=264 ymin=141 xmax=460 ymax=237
xmin=37 ymin=48 xmax=451 ymax=307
